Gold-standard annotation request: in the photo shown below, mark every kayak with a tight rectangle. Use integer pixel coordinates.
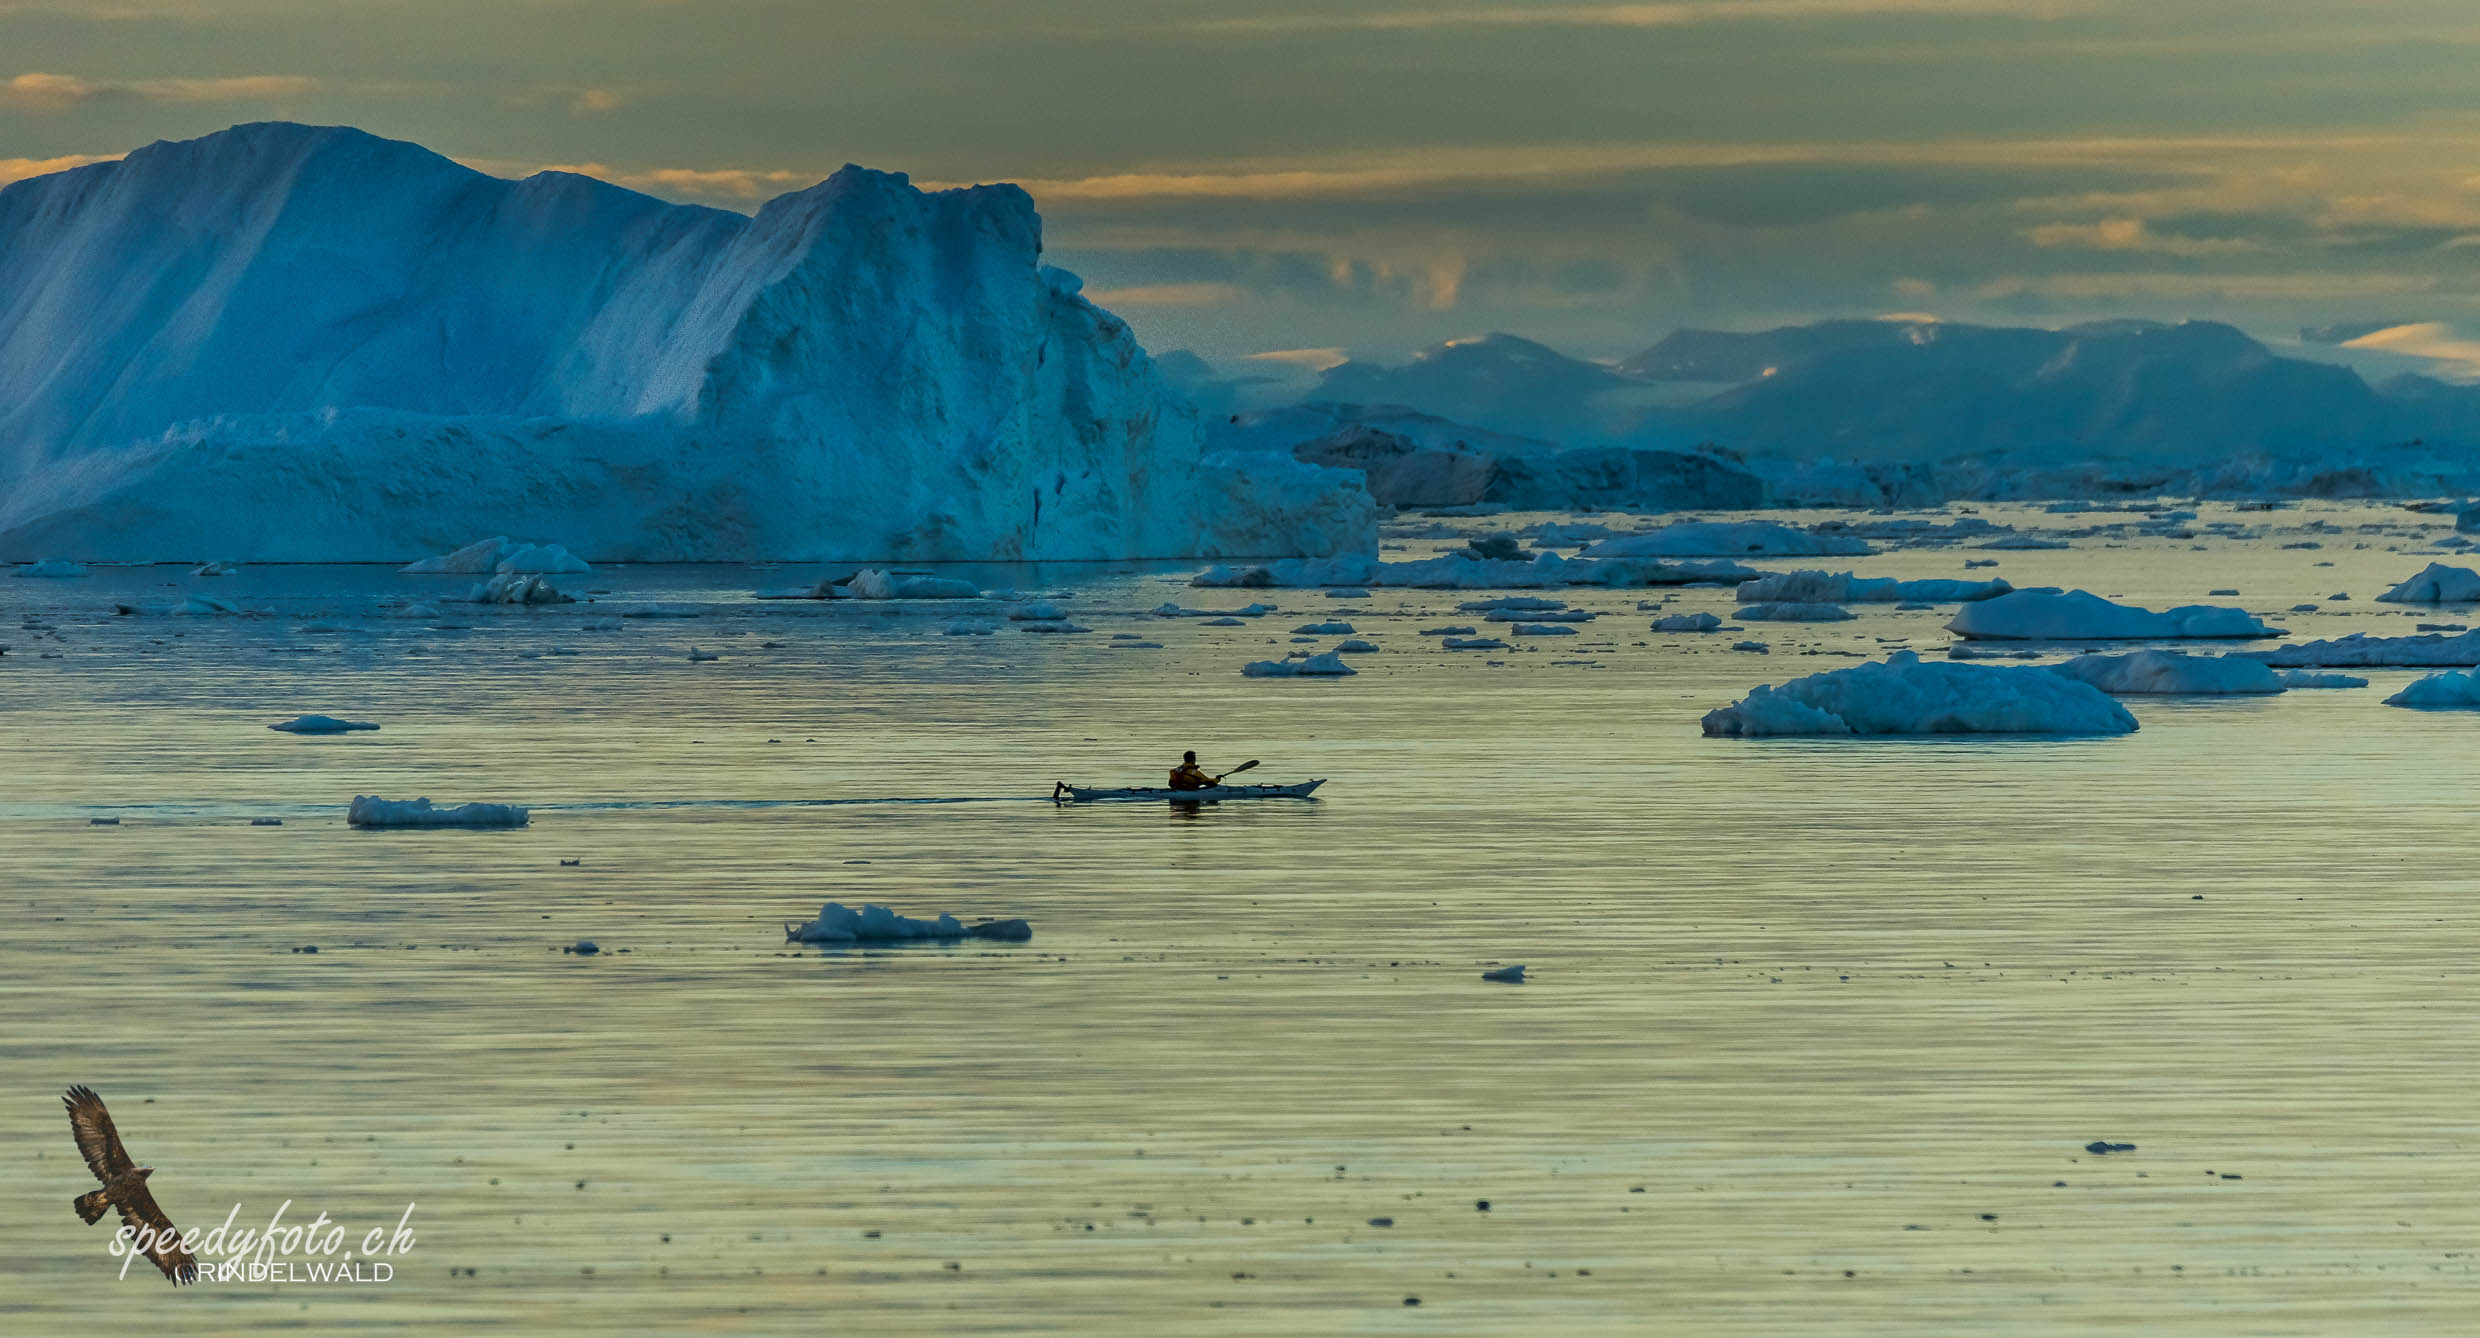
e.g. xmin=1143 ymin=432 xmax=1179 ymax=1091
xmin=1053 ymin=780 xmax=1325 ymax=803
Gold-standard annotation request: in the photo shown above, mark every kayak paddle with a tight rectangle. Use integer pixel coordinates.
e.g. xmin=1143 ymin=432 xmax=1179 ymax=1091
xmin=1217 ymin=760 xmax=1260 ymax=782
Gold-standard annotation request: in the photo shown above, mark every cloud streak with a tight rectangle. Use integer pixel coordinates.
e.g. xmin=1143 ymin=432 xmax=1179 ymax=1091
xmin=1174 ymin=0 xmax=2091 ymax=36
xmin=0 ymin=70 xmax=316 ymax=111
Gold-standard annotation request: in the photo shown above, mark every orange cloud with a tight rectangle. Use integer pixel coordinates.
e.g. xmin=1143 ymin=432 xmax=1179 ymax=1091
xmin=0 ymin=152 xmax=114 ymax=187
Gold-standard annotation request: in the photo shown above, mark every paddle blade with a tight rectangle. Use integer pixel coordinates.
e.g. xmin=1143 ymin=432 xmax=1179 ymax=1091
xmin=1224 ymin=759 xmax=1260 ymax=777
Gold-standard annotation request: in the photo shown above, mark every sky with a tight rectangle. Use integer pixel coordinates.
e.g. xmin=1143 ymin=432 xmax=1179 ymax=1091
xmin=5 ymin=0 xmax=2480 ymax=373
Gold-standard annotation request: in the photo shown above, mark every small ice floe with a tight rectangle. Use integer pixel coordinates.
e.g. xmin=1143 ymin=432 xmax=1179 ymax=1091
xmin=2329 ymin=592 xmax=2350 ymax=601
xmin=13 ymin=559 xmax=87 ymax=578
xmin=1323 ymin=587 xmax=1371 ymax=599
xmin=1294 ymin=621 xmax=1356 ymax=634
xmin=2084 ymin=1140 xmax=2137 ymax=1155
xmin=846 ymin=568 xmax=980 ymax=599
xmin=1420 ymin=625 xmax=1478 ymax=636
xmin=1009 ymin=601 xmax=1066 ymax=621
xmin=2048 ymin=650 xmax=2283 ymax=695
xmin=619 ymin=605 xmax=699 ymax=619
xmin=2263 ymin=627 xmax=2480 ymax=667
xmin=2289 ymin=603 xmax=2318 ymax=613
xmin=1975 ymin=535 xmax=2070 ymax=550
xmin=2208 ymin=588 xmax=2240 ymax=597
xmin=688 ymin=647 xmax=720 ymax=662
xmin=1511 ymin=623 xmax=1578 ymax=636
xmin=1334 ymin=639 xmax=1379 ymax=653
xmin=2386 ymin=670 xmax=2480 ymax=708
xmin=1894 ymin=601 xmax=1933 ymax=611
xmin=1485 ymin=607 xmax=1593 ymax=623
xmin=178 ymin=594 xmax=247 ymax=616
xmin=192 ymin=560 xmax=240 ymax=576
xmin=250 ymin=818 xmax=282 ymax=826
xmin=1702 ymin=650 xmax=2138 ymax=737
xmin=1243 ymin=651 xmax=1356 ymax=677
xmin=1481 ymin=964 xmax=1527 ymax=983
xmin=89 ymin=816 xmax=119 ymax=826
xmin=1441 ymin=636 xmax=1507 ymax=650
xmin=1734 ymin=602 xmax=1854 ymax=622
xmin=1964 ymin=559 xmax=2001 ymax=569
xmin=1109 ymin=640 xmax=1165 ymax=650
xmin=1580 ymin=521 xmax=1874 ymax=558
xmin=1652 ymin=612 xmax=1722 ymax=633
xmin=1153 ymin=601 xmax=1275 ymax=618
xmin=347 ymin=796 xmax=530 ymax=828
xmin=565 ymin=940 xmax=600 ymax=956
xmin=1201 ymin=616 xmax=1245 ymax=626
xmin=2377 ymin=563 xmax=2480 ymax=604
xmin=404 ymin=537 xmax=590 ymax=575
xmin=1735 ymin=571 xmax=2010 ymax=604
xmin=2280 ymin=670 xmax=2368 ymax=688
xmin=1458 ymin=533 xmax=1527 ymax=562
xmin=1948 ymin=588 xmax=2275 ymax=640
xmin=269 ymin=715 xmax=380 ymax=734
xmin=1730 ymin=640 xmax=1770 ymax=653
xmin=466 ymin=573 xmax=573 ymax=605
xmin=944 ymin=619 xmax=998 ymax=635
xmin=784 ymin=902 xmax=1031 ymax=944
xmin=1460 ymin=596 xmax=1565 ymax=613
xmin=1016 ymin=621 xmax=1092 ymax=634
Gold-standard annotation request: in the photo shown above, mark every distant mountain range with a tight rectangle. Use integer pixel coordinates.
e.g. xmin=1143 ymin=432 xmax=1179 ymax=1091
xmin=1192 ymin=318 xmax=2480 ymax=470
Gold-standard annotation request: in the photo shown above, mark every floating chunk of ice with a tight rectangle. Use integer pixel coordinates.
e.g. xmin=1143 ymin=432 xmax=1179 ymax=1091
xmin=847 ymin=568 xmax=980 ymax=599
xmin=2377 ymin=563 xmax=2480 ymax=604
xmin=1652 ymin=612 xmax=1722 ymax=632
xmin=466 ymin=573 xmax=573 ymax=605
xmin=192 ymin=560 xmax=240 ymax=576
xmin=1735 ymin=571 xmax=2010 ymax=604
xmin=1510 ymin=623 xmax=1578 ymax=636
xmin=2386 ymin=670 xmax=2480 ymax=708
xmin=2048 ymin=650 xmax=2283 ymax=695
xmin=2279 ymin=670 xmax=2368 ymax=688
xmin=347 ymin=796 xmax=529 ymax=827
xmin=270 ymin=714 xmax=380 ymax=733
xmin=1441 ymin=636 xmax=1507 ymax=650
xmin=1485 ymin=607 xmax=1593 ymax=623
xmin=1734 ymin=602 xmax=1854 ymax=622
xmin=784 ymin=902 xmax=1029 ymax=943
xmin=1702 ymin=651 xmax=2139 ymax=737
xmin=1242 ymin=651 xmax=1356 ymax=676
xmin=1581 ymin=521 xmax=1873 ymax=558
xmin=1947 ymin=588 xmax=2275 ymax=640
xmin=1293 ymin=621 xmax=1356 ymax=634
xmin=14 ymin=559 xmax=86 ymax=578
xmin=2260 ymin=628 xmax=2480 ymax=667
xmin=1009 ymin=601 xmax=1066 ymax=621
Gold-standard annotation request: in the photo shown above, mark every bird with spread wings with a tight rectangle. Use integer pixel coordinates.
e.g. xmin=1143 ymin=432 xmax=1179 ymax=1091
xmin=64 ymin=1085 xmax=198 ymax=1284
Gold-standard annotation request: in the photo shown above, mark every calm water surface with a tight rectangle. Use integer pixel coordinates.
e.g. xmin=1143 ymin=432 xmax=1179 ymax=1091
xmin=5 ymin=502 xmax=2480 ymax=1334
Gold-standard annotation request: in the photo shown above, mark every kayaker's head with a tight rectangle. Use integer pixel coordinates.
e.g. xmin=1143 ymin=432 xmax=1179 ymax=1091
xmin=1182 ymin=750 xmax=1197 ymax=763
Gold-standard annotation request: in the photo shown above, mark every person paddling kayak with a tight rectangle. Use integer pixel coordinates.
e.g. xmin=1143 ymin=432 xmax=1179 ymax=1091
xmin=1168 ymin=751 xmax=1218 ymax=791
